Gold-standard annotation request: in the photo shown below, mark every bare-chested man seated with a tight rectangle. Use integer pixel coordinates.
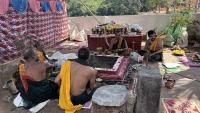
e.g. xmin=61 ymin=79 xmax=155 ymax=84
xmin=15 ymin=48 xmax=58 ymax=108
xmin=55 ymin=59 xmax=97 ymax=106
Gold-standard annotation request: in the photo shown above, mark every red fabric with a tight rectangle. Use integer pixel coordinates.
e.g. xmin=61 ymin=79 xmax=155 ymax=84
xmin=19 ymin=64 xmax=34 ymax=93
xmin=29 ymin=0 xmax=41 ymax=12
xmin=50 ymin=1 xmax=57 ymax=12
xmin=21 ymin=74 xmax=33 ymax=93
xmin=0 ymin=0 xmax=9 ymax=14
xmin=62 ymin=1 xmax=67 ymax=12
xmin=0 ymin=2 xmax=68 ymax=63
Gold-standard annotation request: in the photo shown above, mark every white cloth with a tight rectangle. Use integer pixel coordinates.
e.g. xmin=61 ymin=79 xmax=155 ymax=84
xmin=163 ymin=63 xmax=179 ymax=69
xmin=177 ymin=27 xmax=188 ymax=48
xmin=48 ymin=51 xmax=77 ymax=65
xmin=13 ymin=93 xmax=49 ymax=113
xmin=130 ymin=52 xmax=144 ymax=62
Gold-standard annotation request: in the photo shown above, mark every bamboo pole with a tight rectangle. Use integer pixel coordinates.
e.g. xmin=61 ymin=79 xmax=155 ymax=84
xmin=79 ymin=0 xmax=102 ymax=24
xmin=194 ymin=0 xmax=199 ymax=13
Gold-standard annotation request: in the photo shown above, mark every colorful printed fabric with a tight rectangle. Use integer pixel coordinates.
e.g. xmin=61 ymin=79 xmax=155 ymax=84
xmin=40 ymin=1 xmax=50 ymax=12
xmin=50 ymin=1 xmax=57 ymax=12
xmin=0 ymin=0 xmax=9 ymax=14
xmin=11 ymin=0 xmax=28 ymax=13
xmin=0 ymin=2 xmax=68 ymax=63
xmin=28 ymin=0 xmax=41 ymax=12
xmin=0 ymin=7 xmax=27 ymax=62
xmin=56 ymin=2 xmax=63 ymax=12
xmin=62 ymin=2 xmax=67 ymax=12
xmin=162 ymin=98 xmax=200 ymax=113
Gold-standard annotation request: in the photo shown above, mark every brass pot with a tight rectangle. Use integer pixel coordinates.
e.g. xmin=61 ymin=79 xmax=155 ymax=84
xmin=165 ymin=79 xmax=176 ymax=89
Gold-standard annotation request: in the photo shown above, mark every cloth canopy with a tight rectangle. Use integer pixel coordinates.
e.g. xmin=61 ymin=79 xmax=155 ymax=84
xmin=29 ymin=0 xmax=41 ymax=12
xmin=0 ymin=0 xmax=9 ymax=14
xmin=40 ymin=1 xmax=50 ymax=12
xmin=11 ymin=0 xmax=28 ymax=13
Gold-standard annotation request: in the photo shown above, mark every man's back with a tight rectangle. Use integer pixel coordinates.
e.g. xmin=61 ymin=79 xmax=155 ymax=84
xmin=70 ymin=62 xmax=96 ymax=96
xmin=25 ymin=62 xmax=46 ymax=81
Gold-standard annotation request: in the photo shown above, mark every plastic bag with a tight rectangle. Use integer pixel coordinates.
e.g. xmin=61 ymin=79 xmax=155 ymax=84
xmin=176 ymin=27 xmax=188 ymax=48
xmin=172 ymin=25 xmax=183 ymax=41
xmin=164 ymin=33 xmax=175 ymax=47
xmin=70 ymin=27 xmax=86 ymax=42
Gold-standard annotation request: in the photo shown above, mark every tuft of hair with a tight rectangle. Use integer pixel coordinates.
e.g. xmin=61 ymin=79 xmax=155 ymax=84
xmin=23 ymin=48 xmax=36 ymax=61
xmin=147 ymin=30 xmax=156 ymax=37
xmin=78 ymin=47 xmax=90 ymax=60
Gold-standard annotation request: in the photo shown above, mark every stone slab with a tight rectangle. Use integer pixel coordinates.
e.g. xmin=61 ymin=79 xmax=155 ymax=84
xmin=92 ymin=85 xmax=128 ymax=107
xmin=136 ymin=67 xmax=162 ymax=113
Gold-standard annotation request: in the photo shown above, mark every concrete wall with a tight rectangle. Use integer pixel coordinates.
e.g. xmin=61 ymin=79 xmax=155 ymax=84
xmin=68 ymin=14 xmax=172 ymax=34
xmin=68 ymin=14 xmax=200 ymax=35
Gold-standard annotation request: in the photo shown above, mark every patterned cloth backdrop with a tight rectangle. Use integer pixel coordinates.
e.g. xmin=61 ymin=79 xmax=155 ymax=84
xmin=0 ymin=1 xmax=68 ymax=64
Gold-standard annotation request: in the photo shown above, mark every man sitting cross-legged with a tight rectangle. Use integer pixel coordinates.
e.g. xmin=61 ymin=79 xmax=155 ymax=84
xmin=144 ymin=30 xmax=163 ymax=62
xmin=105 ymin=31 xmax=128 ymax=55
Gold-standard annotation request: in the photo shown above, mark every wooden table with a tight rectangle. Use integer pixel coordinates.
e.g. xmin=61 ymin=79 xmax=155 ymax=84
xmin=87 ymin=34 xmax=144 ymax=51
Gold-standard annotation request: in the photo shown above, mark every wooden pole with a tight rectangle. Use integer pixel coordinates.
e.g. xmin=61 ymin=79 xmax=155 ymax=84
xmin=173 ymin=0 xmax=177 ymax=13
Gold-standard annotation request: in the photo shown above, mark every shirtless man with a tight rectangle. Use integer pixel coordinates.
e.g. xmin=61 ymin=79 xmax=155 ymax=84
xmin=55 ymin=60 xmax=97 ymax=105
xmin=22 ymin=49 xmax=46 ymax=81
xmin=16 ymin=48 xmax=58 ymax=107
